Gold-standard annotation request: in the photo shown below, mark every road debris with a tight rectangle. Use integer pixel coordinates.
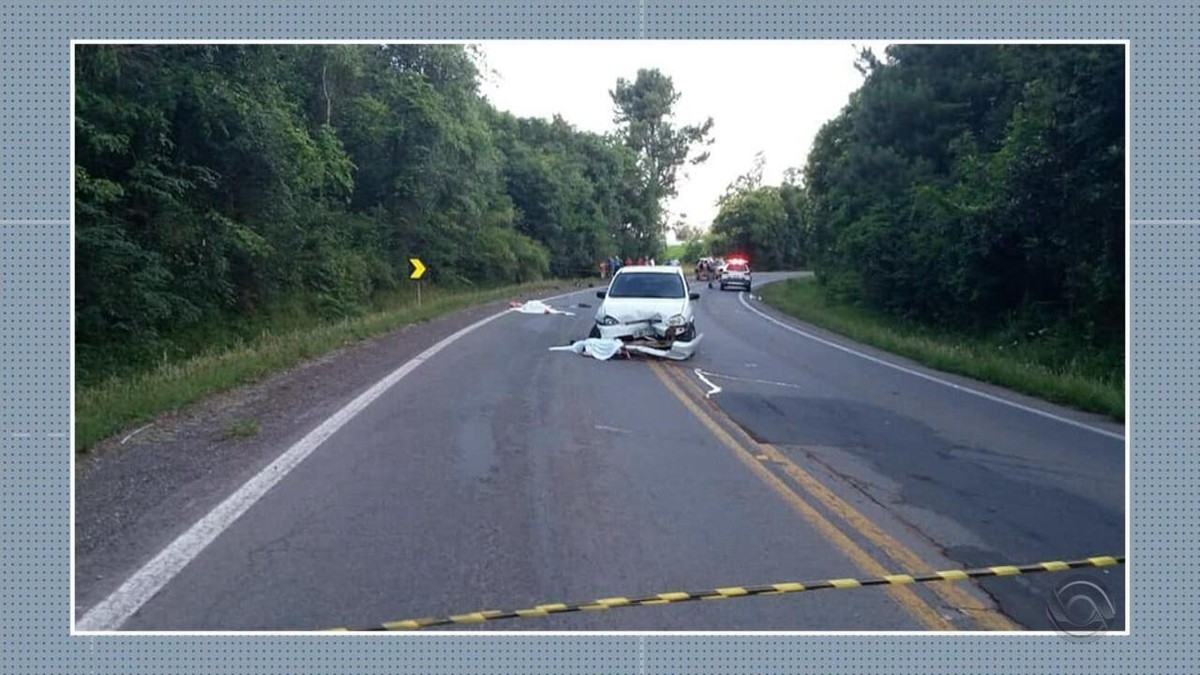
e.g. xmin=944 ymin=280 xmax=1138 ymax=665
xmin=510 ymin=300 xmax=575 ymax=316
xmin=549 ymin=334 xmax=703 ymax=361
xmin=550 ymin=338 xmax=628 ymax=360
xmin=623 ymin=338 xmax=702 ymax=361
xmin=120 ymin=423 xmax=155 ymax=445
xmin=591 ymin=310 xmax=702 ymax=361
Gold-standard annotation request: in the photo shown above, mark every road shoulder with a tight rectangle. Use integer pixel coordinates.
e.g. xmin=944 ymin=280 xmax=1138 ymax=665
xmin=746 ymin=277 xmax=1124 ymax=439
xmin=74 ymin=282 xmax=596 ymax=616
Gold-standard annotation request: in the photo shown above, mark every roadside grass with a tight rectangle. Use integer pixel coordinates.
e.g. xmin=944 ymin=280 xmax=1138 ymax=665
xmin=220 ymin=417 xmax=260 ymax=441
xmin=757 ymin=278 xmax=1125 ymax=421
xmin=76 ymin=278 xmax=577 ymax=452
xmin=662 ymin=243 xmax=688 ymax=261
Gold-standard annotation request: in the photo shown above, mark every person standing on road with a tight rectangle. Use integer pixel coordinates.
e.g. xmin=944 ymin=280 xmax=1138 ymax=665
xmin=600 ymin=259 xmax=609 ymax=279
xmin=637 ymin=255 xmax=646 ymax=266
xmin=625 ymin=256 xmax=633 ymax=268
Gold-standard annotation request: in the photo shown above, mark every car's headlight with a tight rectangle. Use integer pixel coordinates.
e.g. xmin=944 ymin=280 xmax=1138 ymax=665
xmin=600 ymin=315 xmax=620 ymax=326
xmin=666 ymin=314 xmax=686 ymax=327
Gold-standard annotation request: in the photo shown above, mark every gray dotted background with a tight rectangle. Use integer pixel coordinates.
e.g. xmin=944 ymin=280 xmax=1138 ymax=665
xmin=0 ymin=0 xmax=1190 ymax=672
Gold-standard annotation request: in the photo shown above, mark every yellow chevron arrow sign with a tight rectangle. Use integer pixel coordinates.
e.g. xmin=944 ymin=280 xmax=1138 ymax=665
xmin=409 ymin=257 xmax=426 ymax=280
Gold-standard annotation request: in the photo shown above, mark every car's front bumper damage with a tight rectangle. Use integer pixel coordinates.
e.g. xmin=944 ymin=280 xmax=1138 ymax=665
xmin=595 ymin=319 xmax=701 ymax=360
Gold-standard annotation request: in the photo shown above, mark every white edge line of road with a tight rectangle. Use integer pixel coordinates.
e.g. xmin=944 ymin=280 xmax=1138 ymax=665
xmin=75 ymin=285 xmax=593 ymax=632
xmin=737 ymin=289 xmax=1125 ymax=442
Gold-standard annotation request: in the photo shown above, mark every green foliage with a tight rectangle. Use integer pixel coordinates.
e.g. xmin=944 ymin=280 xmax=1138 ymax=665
xmin=701 ymin=45 xmax=1122 ymax=394
xmin=489 ymin=113 xmax=633 ymax=276
xmin=681 ymin=237 xmax=710 ymax=265
xmin=716 ymin=186 xmax=803 ymax=270
xmin=611 ymin=69 xmax=715 ymax=257
xmin=801 ymin=45 xmax=1123 ymax=358
xmin=75 ymin=44 xmax=672 ymax=387
xmin=710 ymin=154 xmax=809 ymax=270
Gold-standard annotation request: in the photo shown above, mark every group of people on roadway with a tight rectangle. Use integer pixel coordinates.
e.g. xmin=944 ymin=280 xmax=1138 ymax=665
xmin=600 ymin=255 xmax=656 ymax=279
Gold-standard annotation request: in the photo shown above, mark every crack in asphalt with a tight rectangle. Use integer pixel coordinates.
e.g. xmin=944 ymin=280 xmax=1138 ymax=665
xmin=798 ymin=445 xmax=951 ymax=549
xmin=794 ymin=446 xmax=1016 ymax=621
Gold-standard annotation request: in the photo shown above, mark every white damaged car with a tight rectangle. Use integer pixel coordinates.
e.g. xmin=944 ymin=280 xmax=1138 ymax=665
xmin=589 ymin=265 xmax=702 ymax=359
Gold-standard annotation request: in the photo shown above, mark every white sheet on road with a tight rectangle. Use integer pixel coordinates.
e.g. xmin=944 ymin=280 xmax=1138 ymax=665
xmin=510 ymin=300 xmax=575 ymax=316
xmin=549 ymin=338 xmax=626 ymax=360
xmin=548 ymin=334 xmax=702 ymax=361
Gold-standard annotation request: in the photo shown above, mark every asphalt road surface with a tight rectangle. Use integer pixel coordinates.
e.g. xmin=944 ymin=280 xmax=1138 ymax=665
xmin=77 ymin=272 xmax=1125 ymax=631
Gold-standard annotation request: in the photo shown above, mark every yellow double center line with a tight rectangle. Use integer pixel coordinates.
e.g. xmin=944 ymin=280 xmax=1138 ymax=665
xmin=648 ymin=361 xmax=1019 ymax=631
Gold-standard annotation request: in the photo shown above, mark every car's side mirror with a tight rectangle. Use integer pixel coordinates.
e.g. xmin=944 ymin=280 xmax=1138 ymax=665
xmin=689 ymin=292 xmax=700 ymax=300
xmin=596 ymin=291 xmax=606 ymax=299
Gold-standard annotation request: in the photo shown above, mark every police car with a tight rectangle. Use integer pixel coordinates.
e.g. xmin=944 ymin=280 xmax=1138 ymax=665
xmin=719 ymin=258 xmax=752 ymax=292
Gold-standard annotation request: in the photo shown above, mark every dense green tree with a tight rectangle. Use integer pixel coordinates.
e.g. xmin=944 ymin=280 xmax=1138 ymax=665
xmin=800 ymin=44 xmax=1123 ymax=354
xmin=75 ymin=45 xmax=697 ymax=385
xmin=673 ymin=222 xmax=702 ymax=244
xmin=705 ymin=43 xmax=1121 ymax=372
xmin=709 ymin=152 xmax=808 ymax=270
xmin=610 ymin=69 xmax=715 ymax=256
xmin=710 ymin=185 xmax=809 ymax=271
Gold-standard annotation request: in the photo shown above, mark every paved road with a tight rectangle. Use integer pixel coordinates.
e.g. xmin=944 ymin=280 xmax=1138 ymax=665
xmin=79 ymin=272 xmax=1125 ymax=631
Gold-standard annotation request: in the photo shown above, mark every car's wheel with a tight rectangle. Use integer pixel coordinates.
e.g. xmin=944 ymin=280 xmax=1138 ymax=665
xmin=720 ymin=283 xmax=726 ymax=291
xmin=588 ymin=324 xmax=601 ymax=339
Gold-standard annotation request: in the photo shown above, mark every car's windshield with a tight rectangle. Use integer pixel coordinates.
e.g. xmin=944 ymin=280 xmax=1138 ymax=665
xmin=608 ymin=272 xmax=686 ymax=299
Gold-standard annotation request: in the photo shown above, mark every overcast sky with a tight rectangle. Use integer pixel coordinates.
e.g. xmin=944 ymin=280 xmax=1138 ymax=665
xmin=476 ymin=40 xmax=891 ymax=238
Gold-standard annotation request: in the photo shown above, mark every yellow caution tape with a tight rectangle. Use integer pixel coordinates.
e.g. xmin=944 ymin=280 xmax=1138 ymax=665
xmin=329 ymin=554 xmax=1124 ymax=631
